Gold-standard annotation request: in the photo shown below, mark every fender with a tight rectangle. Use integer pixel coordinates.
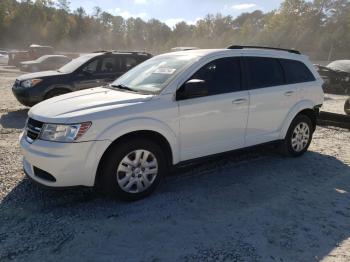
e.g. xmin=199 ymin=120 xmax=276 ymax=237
xmin=96 ymin=117 xmax=180 ymax=164
xmin=46 ymin=84 xmax=73 ymax=93
xmin=279 ymin=99 xmax=316 ymax=139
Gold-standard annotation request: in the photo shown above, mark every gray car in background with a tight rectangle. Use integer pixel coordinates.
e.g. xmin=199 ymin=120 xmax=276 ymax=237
xmin=20 ymin=55 xmax=72 ymax=72
xmin=316 ymin=60 xmax=350 ymax=95
xmin=0 ymin=50 xmax=8 ymax=64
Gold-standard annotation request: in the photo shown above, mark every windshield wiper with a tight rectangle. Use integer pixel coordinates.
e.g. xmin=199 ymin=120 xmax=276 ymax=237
xmin=110 ymin=84 xmax=136 ymax=92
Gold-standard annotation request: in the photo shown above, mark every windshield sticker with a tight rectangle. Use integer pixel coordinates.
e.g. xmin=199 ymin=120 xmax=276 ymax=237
xmin=153 ymin=68 xmax=176 ymax=74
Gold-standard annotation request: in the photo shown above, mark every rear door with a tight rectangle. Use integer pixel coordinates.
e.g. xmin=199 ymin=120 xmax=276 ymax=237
xmin=124 ymin=55 xmax=141 ymax=71
xmin=243 ymin=56 xmax=297 ymax=146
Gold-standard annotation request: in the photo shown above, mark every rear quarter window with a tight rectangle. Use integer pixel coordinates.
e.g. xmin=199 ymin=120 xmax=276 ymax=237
xmin=279 ymin=59 xmax=316 ymax=84
xmin=245 ymin=57 xmax=285 ymax=89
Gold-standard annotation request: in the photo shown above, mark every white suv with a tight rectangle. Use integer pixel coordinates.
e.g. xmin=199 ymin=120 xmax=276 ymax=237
xmin=20 ymin=46 xmax=324 ymax=200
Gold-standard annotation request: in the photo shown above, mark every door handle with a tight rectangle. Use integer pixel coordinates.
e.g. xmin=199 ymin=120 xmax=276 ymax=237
xmin=232 ymin=98 xmax=248 ymax=104
xmin=284 ymin=91 xmax=295 ymax=96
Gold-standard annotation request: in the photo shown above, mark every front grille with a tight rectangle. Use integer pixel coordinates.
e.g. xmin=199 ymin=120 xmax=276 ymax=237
xmin=25 ymin=118 xmax=43 ymax=143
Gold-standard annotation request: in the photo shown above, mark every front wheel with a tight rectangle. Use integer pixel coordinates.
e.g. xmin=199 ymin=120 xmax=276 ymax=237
xmin=280 ymin=115 xmax=314 ymax=157
xmin=99 ymin=139 xmax=166 ymax=201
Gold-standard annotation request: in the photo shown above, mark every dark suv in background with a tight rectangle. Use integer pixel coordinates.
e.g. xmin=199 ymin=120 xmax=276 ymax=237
xmin=12 ymin=51 xmax=152 ymax=106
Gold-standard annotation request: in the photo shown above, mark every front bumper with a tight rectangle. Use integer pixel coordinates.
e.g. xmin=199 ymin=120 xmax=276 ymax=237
xmin=12 ymin=86 xmax=42 ymax=107
xmin=20 ymin=132 xmax=110 ymax=188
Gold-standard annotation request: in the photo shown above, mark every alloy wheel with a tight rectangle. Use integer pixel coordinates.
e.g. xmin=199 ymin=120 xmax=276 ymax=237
xmin=291 ymin=122 xmax=310 ymax=152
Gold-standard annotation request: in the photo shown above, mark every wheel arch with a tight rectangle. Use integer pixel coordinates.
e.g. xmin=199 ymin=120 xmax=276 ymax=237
xmin=279 ymin=100 xmax=318 ymax=139
xmin=44 ymin=85 xmax=73 ymax=99
xmin=94 ymin=129 xmax=175 ymax=187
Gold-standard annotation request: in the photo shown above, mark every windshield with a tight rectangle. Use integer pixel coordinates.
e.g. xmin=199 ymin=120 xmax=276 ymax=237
xmin=58 ymin=54 xmax=97 ymax=73
xmin=111 ymin=54 xmax=198 ymax=94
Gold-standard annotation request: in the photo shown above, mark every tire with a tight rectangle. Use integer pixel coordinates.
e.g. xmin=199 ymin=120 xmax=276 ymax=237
xmin=45 ymin=89 xmax=70 ymax=100
xmin=280 ymin=114 xmax=314 ymax=157
xmin=344 ymin=98 xmax=350 ymax=115
xmin=98 ymin=139 xmax=167 ymax=201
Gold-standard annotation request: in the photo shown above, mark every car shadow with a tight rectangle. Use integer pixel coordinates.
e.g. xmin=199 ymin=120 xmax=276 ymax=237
xmin=0 ymin=109 xmax=28 ymax=129
xmin=0 ymin=149 xmax=350 ymax=261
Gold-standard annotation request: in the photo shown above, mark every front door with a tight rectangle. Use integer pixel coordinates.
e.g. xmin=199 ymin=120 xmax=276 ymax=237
xmin=177 ymin=57 xmax=249 ymax=161
xmin=74 ymin=58 xmax=102 ymax=90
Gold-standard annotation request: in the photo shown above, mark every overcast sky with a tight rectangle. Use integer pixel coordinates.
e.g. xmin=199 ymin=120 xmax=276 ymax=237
xmin=70 ymin=0 xmax=284 ymax=27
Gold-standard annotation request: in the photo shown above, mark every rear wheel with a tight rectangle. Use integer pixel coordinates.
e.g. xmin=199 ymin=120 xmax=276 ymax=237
xmin=99 ymin=139 xmax=166 ymax=201
xmin=281 ymin=114 xmax=314 ymax=157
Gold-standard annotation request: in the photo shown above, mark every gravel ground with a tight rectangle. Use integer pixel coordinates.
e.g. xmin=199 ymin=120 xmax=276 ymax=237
xmin=0 ymin=66 xmax=349 ymax=262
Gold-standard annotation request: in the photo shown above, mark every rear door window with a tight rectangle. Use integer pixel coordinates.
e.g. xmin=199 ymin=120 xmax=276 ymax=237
xmin=245 ymin=57 xmax=285 ymax=89
xmin=279 ymin=59 xmax=316 ymax=84
xmin=125 ymin=56 xmax=138 ymax=71
xmin=100 ymin=57 xmax=117 ymax=73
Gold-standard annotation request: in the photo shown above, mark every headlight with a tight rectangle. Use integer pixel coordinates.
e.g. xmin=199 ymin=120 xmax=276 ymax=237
xmin=21 ymin=79 xmax=42 ymax=88
xmin=39 ymin=122 xmax=91 ymax=142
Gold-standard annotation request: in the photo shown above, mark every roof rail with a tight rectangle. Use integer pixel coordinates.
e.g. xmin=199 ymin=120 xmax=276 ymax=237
xmin=92 ymin=50 xmax=152 ymax=56
xmin=227 ymin=45 xmax=301 ymax=55
xmin=116 ymin=51 xmax=152 ymax=55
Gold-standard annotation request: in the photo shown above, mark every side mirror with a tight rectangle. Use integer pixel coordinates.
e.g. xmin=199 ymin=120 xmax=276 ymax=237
xmin=178 ymin=79 xmax=208 ymax=100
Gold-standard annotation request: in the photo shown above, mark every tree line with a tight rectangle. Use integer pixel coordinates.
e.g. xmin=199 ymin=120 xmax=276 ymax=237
xmin=0 ymin=0 xmax=349 ymax=60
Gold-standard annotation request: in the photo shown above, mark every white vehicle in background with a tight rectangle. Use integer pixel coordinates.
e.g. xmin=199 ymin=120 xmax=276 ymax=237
xmin=20 ymin=46 xmax=324 ymax=201
xmin=171 ymin=47 xmax=198 ymax=52
xmin=19 ymin=55 xmax=72 ymax=72
xmin=0 ymin=51 xmax=9 ymax=64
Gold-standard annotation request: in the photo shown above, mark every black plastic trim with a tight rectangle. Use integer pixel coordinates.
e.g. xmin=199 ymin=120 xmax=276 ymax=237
xmin=228 ymin=45 xmax=301 ymax=54
xmin=33 ymin=166 xmax=56 ymax=182
xmin=24 ymin=168 xmax=88 ymax=190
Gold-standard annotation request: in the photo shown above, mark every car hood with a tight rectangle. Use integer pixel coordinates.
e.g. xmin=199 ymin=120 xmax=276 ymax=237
xmin=327 ymin=60 xmax=350 ymax=74
xmin=17 ymin=70 xmax=64 ymax=80
xmin=29 ymin=87 xmax=154 ymax=123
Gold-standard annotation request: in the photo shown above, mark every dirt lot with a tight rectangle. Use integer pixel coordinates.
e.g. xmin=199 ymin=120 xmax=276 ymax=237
xmin=0 ymin=66 xmax=349 ymax=262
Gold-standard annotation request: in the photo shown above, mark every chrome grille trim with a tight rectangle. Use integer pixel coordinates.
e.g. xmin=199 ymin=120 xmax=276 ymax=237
xmin=25 ymin=118 xmax=43 ymax=143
